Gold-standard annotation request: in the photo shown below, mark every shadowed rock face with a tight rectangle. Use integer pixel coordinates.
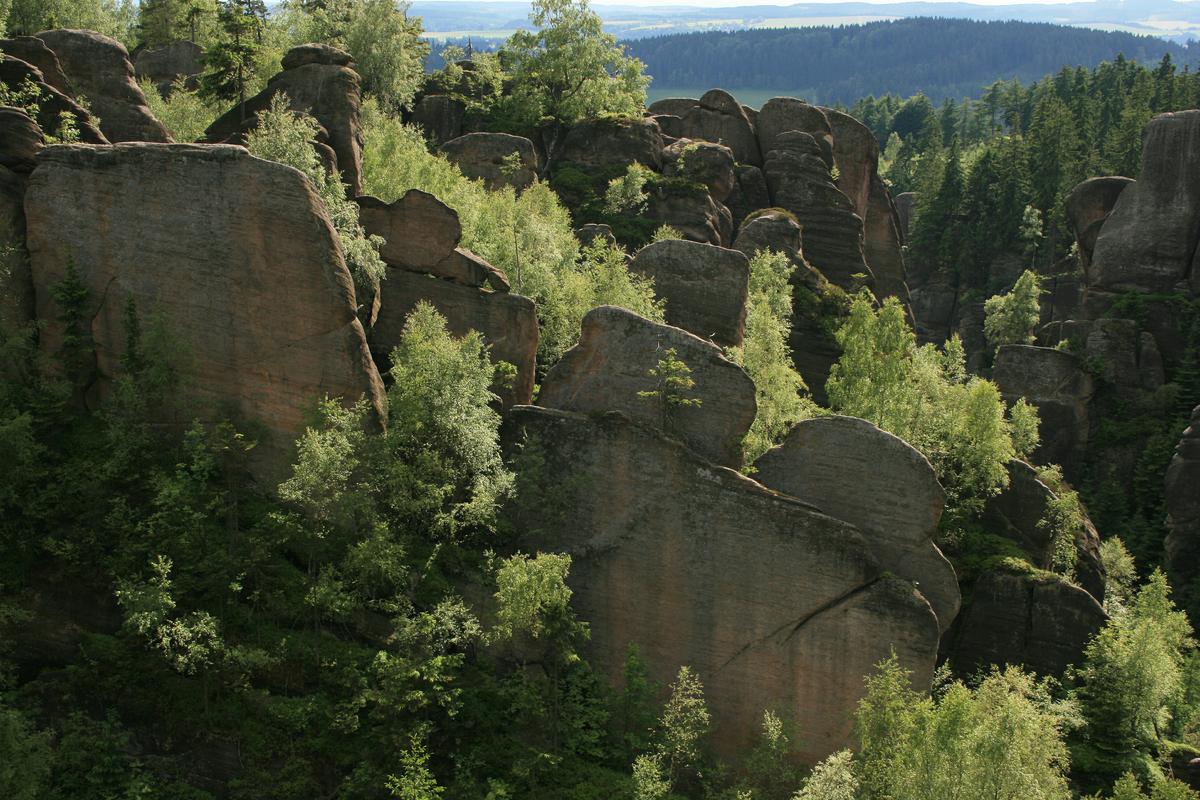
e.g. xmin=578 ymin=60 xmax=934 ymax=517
xmin=410 ymin=94 xmax=464 ymax=146
xmin=679 ymin=90 xmax=762 ymax=167
xmin=537 ymin=306 xmax=756 ymax=468
xmin=502 ymin=406 xmax=940 ymax=762
xmin=753 ymin=415 xmax=961 ymax=633
xmin=0 ymin=106 xmax=43 ymax=172
xmin=369 ymin=269 xmax=537 ymax=408
xmin=356 ymin=190 xmax=462 ymax=272
xmin=35 ymin=29 xmax=170 ymax=143
xmin=134 ymin=39 xmax=204 ymax=99
xmin=0 ymin=55 xmax=106 ymax=144
xmin=825 ymin=108 xmax=878 ymax=221
xmin=629 ymin=239 xmax=749 ymax=348
xmin=644 ymin=184 xmax=733 ymax=247
xmin=1091 ymin=111 xmax=1200 ymax=292
xmin=555 ymin=116 xmax=664 ymax=172
xmin=0 ymin=165 xmax=31 ymax=339
xmin=440 ymin=132 xmax=538 ymax=191
xmin=0 ymin=36 xmax=71 ymax=93
xmin=206 ymin=47 xmax=363 ymax=195
xmin=983 ymin=460 xmax=1106 ymax=603
xmin=757 ymin=98 xmax=834 ymax=167
xmin=864 ymin=175 xmax=912 ymax=306
xmin=945 ymin=570 xmax=1106 ymax=678
xmin=1166 ymin=407 xmax=1200 ymax=614
xmin=24 ymin=143 xmax=385 ymax=485
xmin=663 ymin=138 xmax=736 ymax=202
xmin=725 ymin=164 xmax=770 ymax=231
xmin=733 ymin=209 xmax=803 ymax=263
xmin=1065 ymin=176 xmax=1133 ymax=272
xmin=992 ymin=345 xmax=1094 ymax=482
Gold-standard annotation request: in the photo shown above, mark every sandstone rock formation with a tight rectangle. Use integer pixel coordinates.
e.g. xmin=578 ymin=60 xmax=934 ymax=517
xmin=753 ymin=415 xmax=961 ymax=633
xmin=502 ymin=405 xmax=939 ymax=761
xmin=35 ymin=29 xmax=170 ymax=143
xmin=983 ymin=460 xmax=1105 ymax=602
xmin=206 ymin=44 xmax=363 ymax=195
xmin=992 ymin=345 xmax=1094 ymax=481
xmin=894 ymin=192 xmax=916 ymax=242
xmin=864 ymin=175 xmax=913 ymax=305
xmin=356 ymin=190 xmax=462 ymax=272
xmin=0 ymin=164 xmax=31 ymax=337
xmin=1166 ymin=407 xmax=1200 ymax=615
xmin=733 ymin=209 xmax=803 ymax=263
xmin=629 ymin=239 xmax=749 ymax=348
xmin=663 ymin=138 xmax=736 ymax=202
xmin=647 ymin=98 xmax=699 ymax=118
xmin=1090 ymin=111 xmax=1200 ymax=292
xmin=825 ymin=108 xmax=877 ymax=220
xmin=24 ymin=143 xmax=385 ymax=484
xmin=945 ymin=569 xmax=1106 ymax=677
xmin=537 ymin=306 xmax=756 ymax=467
xmin=678 ymin=90 xmax=761 ymax=167
xmin=410 ymin=94 xmax=464 ymax=145
xmin=757 ymin=98 xmax=834 ymax=167
xmin=1050 ymin=318 xmax=1165 ymax=399
xmin=134 ymin=39 xmax=204 ymax=98
xmin=555 ymin=116 xmax=663 ymax=171
xmin=0 ymin=35 xmax=71 ymax=93
xmin=0 ymin=55 xmax=106 ymax=144
xmin=644 ymin=182 xmax=732 ymax=247
xmin=725 ymin=164 xmax=770 ymax=231
xmin=0 ymin=106 xmax=43 ymax=172
xmin=1064 ymin=176 xmax=1133 ymax=272
xmin=370 ymin=270 xmax=536 ymax=408
xmin=281 ymin=42 xmax=354 ymax=70
xmin=439 ymin=132 xmax=538 ymax=191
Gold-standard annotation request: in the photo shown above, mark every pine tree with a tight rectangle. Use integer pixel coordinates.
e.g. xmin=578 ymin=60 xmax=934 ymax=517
xmin=198 ymin=0 xmax=264 ymax=119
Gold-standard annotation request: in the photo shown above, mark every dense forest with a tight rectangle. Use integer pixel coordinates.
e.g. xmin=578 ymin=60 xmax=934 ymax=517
xmin=2 ymin=1 xmax=1200 ymax=800
xmin=628 ymin=18 xmax=1199 ymax=105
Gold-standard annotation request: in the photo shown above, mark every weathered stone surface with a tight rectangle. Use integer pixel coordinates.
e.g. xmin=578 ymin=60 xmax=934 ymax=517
xmin=206 ymin=61 xmax=364 ymax=195
xmin=575 ymin=223 xmax=617 ymax=249
xmin=134 ymin=39 xmax=203 ymax=98
xmin=763 ymin=130 xmax=873 ymax=292
xmin=0 ymin=35 xmax=71 ymax=93
xmin=502 ymin=405 xmax=939 ymax=761
xmin=895 ymin=191 xmax=916 ymax=243
xmin=556 ymin=116 xmax=663 ymax=171
xmin=677 ymin=92 xmax=761 ymax=167
xmin=699 ymin=88 xmax=743 ymax=117
xmin=370 ymin=269 xmax=536 ymax=408
xmin=356 ymin=190 xmax=462 ymax=271
xmin=0 ymin=165 xmax=31 ymax=338
xmin=983 ymin=460 xmax=1106 ymax=602
xmin=537 ymin=306 xmax=756 ymax=467
xmin=864 ymin=175 xmax=912 ymax=305
xmin=25 ymin=143 xmax=385 ymax=484
xmin=650 ymin=113 xmax=684 ymax=140
xmin=945 ymin=570 xmax=1106 ymax=677
xmin=758 ymin=98 xmax=834 ymax=167
xmin=629 ymin=239 xmax=749 ymax=347
xmin=825 ymin=108 xmax=878 ymax=219
xmin=0 ymin=55 xmax=106 ymax=144
xmin=725 ymin=164 xmax=770 ymax=231
xmin=1054 ymin=318 xmax=1165 ymax=399
xmin=644 ymin=183 xmax=732 ymax=247
xmin=0 ymin=106 xmax=43 ymax=172
xmin=411 ymin=94 xmax=464 ymax=145
xmin=993 ymin=345 xmax=1094 ymax=482
xmin=430 ymin=247 xmax=510 ymax=292
xmin=439 ymin=132 xmax=538 ymax=191
xmin=754 ymin=415 xmax=961 ymax=633
xmin=663 ymin=138 xmax=736 ymax=202
xmin=648 ymin=98 xmax=698 ymax=117
xmin=1091 ymin=111 xmax=1200 ymax=292
xmin=281 ymin=42 xmax=354 ymax=70
xmin=1065 ymin=176 xmax=1133 ymax=272
xmin=733 ymin=209 xmax=803 ymax=262
xmin=1166 ymin=407 xmax=1200 ymax=615
xmin=35 ymin=29 xmax=170 ymax=143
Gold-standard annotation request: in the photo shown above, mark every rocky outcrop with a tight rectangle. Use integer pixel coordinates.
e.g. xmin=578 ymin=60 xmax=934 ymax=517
xmin=629 ymin=239 xmax=749 ymax=348
xmin=733 ymin=209 xmax=803 ymax=262
xmin=0 ymin=55 xmax=106 ymax=144
xmin=502 ymin=405 xmax=939 ymax=761
xmin=983 ymin=460 xmax=1105 ymax=602
xmin=0 ymin=106 xmax=43 ymax=172
xmin=439 ymin=132 xmax=538 ymax=191
xmin=725 ymin=164 xmax=770 ymax=231
xmin=864 ymin=176 xmax=912 ymax=306
xmin=369 ymin=270 xmax=536 ymax=408
xmin=1064 ymin=176 xmax=1133 ymax=273
xmin=647 ymin=98 xmax=699 ymax=118
xmin=24 ymin=143 xmax=385 ymax=484
xmin=644 ymin=182 xmax=732 ymax=247
xmin=410 ymin=94 xmax=464 ymax=146
xmin=753 ymin=415 xmax=961 ymax=633
xmin=206 ymin=44 xmax=363 ymax=195
xmin=134 ymin=39 xmax=203 ymax=98
xmin=554 ymin=116 xmax=663 ymax=172
xmin=825 ymin=108 xmax=877 ymax=220
xmin=356 ymin=190 xmax=463 ymax=272
xmin=575 ymin=223 xmax=617 ymax=249
xmin=0 ymin=35 xmax=71 ymax=93
xmin=663 ymin=138 xmax=736 ymax=202
xmin=757 ymin=98 xmax=834 ymax=168
xmin=1049 ymin=318 xmax=1165 ymax=399
xmin=281 ymin=42 xmax=354 ymax=70
xmin=1090 ymin=111 xmax=1200 ymax=292
xmin=537 ymin=306 xmax=756 ymax=467
xmin=678 ymin=90 xmax=761 ymax=167
xmin=0 ymin=165 xmax=31 ymax=337
xmin=895 ymin=192 xmax=916 ymax=243
xmin=1166 ymin=407 xmax=1200 ymax=616
xmin=992 ymin=345 xmax=1094 ymax=482
xmin=945 ymin=570 xmax=1106 ymax=677
xmin=35 ymin=29 xmax=170 ymax=143
xmin=763 ymin=130 xmax=873 ymax=292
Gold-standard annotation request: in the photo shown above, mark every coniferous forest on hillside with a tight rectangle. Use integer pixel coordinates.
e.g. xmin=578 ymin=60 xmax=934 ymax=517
xmin=2 ymin=2 xmax=1200 ymax=800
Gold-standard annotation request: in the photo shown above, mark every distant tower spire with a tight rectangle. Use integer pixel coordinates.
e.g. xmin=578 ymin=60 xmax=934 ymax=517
xmin=466 ymin=36 xmax=474 ymax=60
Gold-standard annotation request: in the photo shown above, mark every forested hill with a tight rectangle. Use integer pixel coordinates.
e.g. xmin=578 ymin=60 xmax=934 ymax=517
xmin=628 ymin=17 xmax=1197 ymax=104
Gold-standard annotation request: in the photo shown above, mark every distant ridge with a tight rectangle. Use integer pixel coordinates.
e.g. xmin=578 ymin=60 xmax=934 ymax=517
xmin=627 ymin=17 xmax=1197 ymax=105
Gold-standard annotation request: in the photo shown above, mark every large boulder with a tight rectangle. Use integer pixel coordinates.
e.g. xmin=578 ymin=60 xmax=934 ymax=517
xmin=992 ymin=345 xmax=1094 ymax=482
xmin=34 ymin=29 xmax=169 ymax=143
xmin=356 ymin=190 xmax=462 ymax=272
xmin=410 ymin=94 xmax=464 ymax=146
xmin=0 ymin=56 xmax=106 ymax=144
xmin=733 ymin=208 xmax=803 ymax=263
xmin=502 ymin=405 xmax=940 ymax=761
xmin=763 ymin=130 xmax=873 ymax=292
xmin=647 ymin=98 xmax=699 ymax=117
xmin=206 ymin=45 xmax=364 ymax=195
xmin=0 ymin=106 xmax=43 ymax=172
xmin=945 ymin=569 xmax=1106 ymax=677
xmin=439 ymin=132 xmax=538 ymax=191
xmin=644 ymin=182 xmax=732 ymax=247
xmin=24 ymin=143 xmax=386 ymax=484
xmin=677 ymin=89 xmax=761 ymax=166
xmin=757 ymin=98 xmax=834 ymax=167
xmin=725 ymin=164 xmax=771 ymax=231
xmin=369 ymin=269 xmax=536 ymax=408
xmin=280 ymin=42 xmax=354 ymax=70
xmin=1052 ymin=317 xmax=1165 ymax=399
xmin=1166 ymin=407 xmax=1200 ymax=617
xmin=554 ymin=116 xmax=663 ymax=172
xmin=629 ymin=239 xmax=750 ymax=348
xmin=662 ymin=138 xmax=736 ymax=202
xmin=537 ymin=306 xmax=756 ymax=467
xmin=753 ymin=416 xmax=961 ymax=633
xmin=1064 ymin=176 xmax=1133 ymax=272
xmin=134 ymin=39 xmax=204 ymax=98
xmin=983 ymin=460 xmax=1105 ymax=603
xmin=1090 ymin=111 xmax=1200 ymax=292
xmin=825 ymin=108 xmax=878 ymax=220
xmin=0 ymin=35 xmax=71 ymax=93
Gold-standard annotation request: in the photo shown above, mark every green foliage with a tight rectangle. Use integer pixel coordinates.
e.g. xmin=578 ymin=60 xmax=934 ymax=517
xmin=0 ymin=77 xmax=81 ymax=143
xmin=984 ymin=269 xmax=1044 ymax=349
xmin=0 ymin=699 xmax=52 ymax=800
xmin=656 ymin=665 xmax=711 ymax=787
xmin=7 ymin=0 xmax=138 ymax=44
xmin=637 ymin=347 xmax=702 ymax=433
xmin=1102 ymin=772 xmax=1200 ymax=800
xmin=603 ymin=163 xmax=651 ymax=215
xmin=245 ymin=93 xmax=385 ymax=301
xmin=1036 ymin=464 xmax=1085 ymax=577
xmin=650 ymin=224 xmax=683 ymax=243
xmin=199 ymin=0 xmax=266 ymax=115
xmin=492 ymin=552 xmax=577 ymax=645
xmin=1102 ymin=538 xmax=1139 ymax=614
xmin=793 ymin=749 xmax=858 ymax=800
xmin=139 ymin=79 xmax=220 ymax=142
xmin=500 ymin=0 xmax=648 ymax=126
